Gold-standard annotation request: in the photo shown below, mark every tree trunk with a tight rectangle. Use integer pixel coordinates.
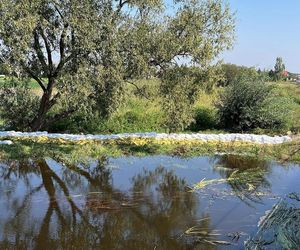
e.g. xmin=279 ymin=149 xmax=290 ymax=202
xmin=30 ymin=92 xmax=51 ymax=131
xmin=30 ymin=79 xmax=55 ymax=131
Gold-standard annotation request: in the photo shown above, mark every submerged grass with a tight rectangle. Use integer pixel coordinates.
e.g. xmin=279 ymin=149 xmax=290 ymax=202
xmin=190 ymin=167 xmax=267 ymax=193
xmin=245 ymin=195 xmax=300 ymax=249
xmin=0 ymin=137 xmax=299 ymax=163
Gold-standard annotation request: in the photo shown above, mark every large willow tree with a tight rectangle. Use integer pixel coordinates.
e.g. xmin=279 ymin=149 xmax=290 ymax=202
xmin=0 ymin=0 xmax=235 ymax=131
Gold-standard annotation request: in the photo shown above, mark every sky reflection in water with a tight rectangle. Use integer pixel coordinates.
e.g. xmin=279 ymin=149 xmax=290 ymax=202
xmin=0 ymin=155 xmax=299 ymax=249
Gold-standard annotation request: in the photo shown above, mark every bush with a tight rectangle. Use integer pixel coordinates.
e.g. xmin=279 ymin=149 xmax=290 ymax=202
xmin=217 ymin=78 xmax=292 ymax=131
xmin=0 ymin=80 xmax=39 ymax=131
xmin=189 ymin=106 xmax=219 ymax=131
xmin=160 ymin=66 xmax=202 ymax=132
xmin=219 ymin=64 xmax=259 ymax=86
xmin=93 ymin=97 xmax=166 ymax=133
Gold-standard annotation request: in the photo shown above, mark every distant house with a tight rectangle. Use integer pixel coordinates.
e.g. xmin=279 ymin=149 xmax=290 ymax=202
xmin=283 ymin=70 xmax=289 ymax=77
xmin=288 ymin=72 xmax=300 ymax=82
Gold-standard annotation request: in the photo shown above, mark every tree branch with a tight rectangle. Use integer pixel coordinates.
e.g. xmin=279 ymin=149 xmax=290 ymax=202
xmin=126 ymin=80 xmax=150 ymax=99
xmin=21 ymin=62 xmax=47 ymax=92
xmin=116 ymin=0 xmax=129 ymax=14
xmin=59 ymin=27 xmax=66 ymax=61
xmin=53 ymin=53 xmax=74 ymax=77
xmin=51 ymin=0 xmax=64 ymax=20
xmin=119 ymin=0 xmax=129 ymax=9
xmin=33 ymin=30 xmax=48 ymax=75
xmin=39 ymin=28 xmax=53 ymax=74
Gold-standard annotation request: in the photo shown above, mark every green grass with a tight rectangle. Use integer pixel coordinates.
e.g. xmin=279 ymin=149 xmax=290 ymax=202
xmin=0 ymin=139 xmax=299 ymax=163
xmin=96 ymin=96 xmax=166 ymax=133
xmin=110 ymin=80 xmax=300 ymax=135
xmin=92 ymin=81 xmax=223 ymax=134
xmin=0 ymin=77 xmax=41 ymax=88
xmin=272 ymin=81 xmax=300 ymax=132
xmin=0 ymin=77 xmax=299 ymax=135
xmin=0 ymin=77 xmax=299 ymax=163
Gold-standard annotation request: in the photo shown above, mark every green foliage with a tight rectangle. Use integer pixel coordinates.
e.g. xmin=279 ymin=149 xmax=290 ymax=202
xmin=218 ymin=78 xmax=292 ymax=131
xmin=95 ymin=98 xmax=166 ymax=133
xmin=270 ymin=57 xmax=286 ymax=81
xmin=48 ymin=94 xmax=166 ymax=134
xmin=160 ymin=64 xmax=225 ymax=132
xmin=0 ymin=79 xmax=39 ymax=130
xmin=160 ymin=66 xmax=202 ymax=132
xmin=0 ymin=0 xmax=107 ymax=130
xmin=89 ymin=66 xmax=125 ymax=118
xmin=274 ymin=57 xmax=285 ymax=73
xmin=0 ymin=0 xmax=235 ymax=131
xmin=0 ymin=63 xmax=9 ymax=75
xmin=189 ymin=106 xmax=219 ymax=131
xmin=219 ymin=64 xmax=259 ymax=86
xmin=272 ymin=82 xmax=300 ymax=133
xmin=0 ymin=76 xmax=298 ymax=134
xmin=257 ymin=68 xmax=271 ymax=82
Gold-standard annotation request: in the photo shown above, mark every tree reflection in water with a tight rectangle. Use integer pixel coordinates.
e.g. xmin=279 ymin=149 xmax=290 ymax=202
xmin=0 ymin=158 xmax=213 ymax=249
xmin=213 ymin=155 xmax=271 ymax=206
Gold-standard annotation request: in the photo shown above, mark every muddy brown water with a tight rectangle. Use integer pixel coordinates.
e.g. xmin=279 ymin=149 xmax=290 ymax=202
xmin=0 ymin=155 xmax=299 ymax=249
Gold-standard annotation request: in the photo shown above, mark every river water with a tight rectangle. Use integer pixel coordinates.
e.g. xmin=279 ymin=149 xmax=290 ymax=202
xmin=0 ymin=155 xmax=299 ymax=249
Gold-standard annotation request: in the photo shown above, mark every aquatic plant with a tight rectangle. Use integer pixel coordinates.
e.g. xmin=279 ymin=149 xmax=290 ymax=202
xmin=191 ymin=178 xmax=228 ymax=190
xmin=184 ymin=217 xmax=232 ymax=246
xmin=190 ymin=156 xmax=271 ymax=207
xmin=245 ymin=195 xmax=300 ymax=249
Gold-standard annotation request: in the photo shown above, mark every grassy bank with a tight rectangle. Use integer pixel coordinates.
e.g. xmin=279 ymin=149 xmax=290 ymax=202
xmin=55 ymin=79 xmax=300 ymax=134
xmin=1 ymin=77 xmax=299 ymax=135
xmin=275 ymin=81 xmax=300 ymax=132
xmin=0 ymin=138 xmax=299 ymax=163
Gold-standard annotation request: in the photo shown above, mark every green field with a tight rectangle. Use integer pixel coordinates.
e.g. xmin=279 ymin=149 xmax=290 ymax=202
xmin=0 ymin=77 xmax=41 ymax=88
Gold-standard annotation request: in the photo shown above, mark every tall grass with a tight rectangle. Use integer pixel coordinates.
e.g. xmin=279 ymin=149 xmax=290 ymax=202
xmin=271 ymin=82 xmax=300 ymax=133
xmin=96 ymin=97 xmax=166 ymax=133
xmin=0 ymin=77 xmax=299 ymax=134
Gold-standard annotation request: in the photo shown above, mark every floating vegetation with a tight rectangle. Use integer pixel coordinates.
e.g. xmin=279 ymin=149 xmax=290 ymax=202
xmin=184 ymin=225 xmax=232 ymax=246
xmin=227 ymin=168 xmax=268 ymax=193
xmin=191 ymin=168 xmax=268 ymax=192
xmin=190 ymin=164 xmax=272 ymax=207
xmin=227 ymin=231 xmax=247 ymax=242
xmin=213 ymin=164 xmax=235 ymax=172
xmin=190 ymin=178 xmax=227 ymax=191
xmin=288 ymin=192 xmax=300 ymax=201
xmin=245 ymin=194 xmax=300 ymax=249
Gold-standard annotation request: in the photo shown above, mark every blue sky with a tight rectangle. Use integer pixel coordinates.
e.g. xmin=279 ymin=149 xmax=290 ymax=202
xmin=222 ymin=0 xmax=300 ymax=72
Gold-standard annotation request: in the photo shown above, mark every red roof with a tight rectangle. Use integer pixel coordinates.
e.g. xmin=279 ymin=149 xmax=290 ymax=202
xmin=283 ymin=70 xmax=289 ymax=77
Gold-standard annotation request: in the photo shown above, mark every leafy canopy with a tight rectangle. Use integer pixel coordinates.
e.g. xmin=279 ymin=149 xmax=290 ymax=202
xmin=217 ymin=77 xmax=292 ymax=131
xmin=0 ymin=0 xmax=235 ymax=131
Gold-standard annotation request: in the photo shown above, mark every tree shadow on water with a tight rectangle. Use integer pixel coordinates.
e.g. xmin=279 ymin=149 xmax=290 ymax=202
xmin=0 ymin=157 xmax=218 ymax=249
xmin=212 ymin=155 xmax=272 ymax=207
